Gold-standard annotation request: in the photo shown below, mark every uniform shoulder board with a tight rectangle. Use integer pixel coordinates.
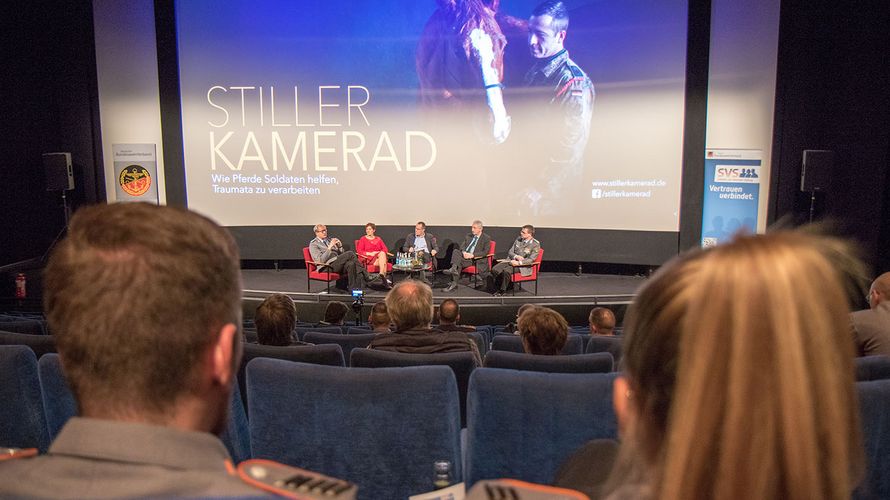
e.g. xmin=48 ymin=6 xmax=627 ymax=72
xmin=236 ymin=459 xmax=357 ymax=499
xmin=467 ymin=479 xmax=589 ymax=500
xmin=569 ymin=64 xmax=585 ymax=78
xmin=532 ymin=238 xmax=541 ymax=245
xmin=0 ymin=447 xmax=38 ymax=462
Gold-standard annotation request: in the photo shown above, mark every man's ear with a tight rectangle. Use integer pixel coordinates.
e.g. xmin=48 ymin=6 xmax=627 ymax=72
xmin=557 ymin=30 xmax=567 ymax=44
xmin=613 ymin=376 xmax=632 ymax=435
xmin=210 ymin=323 xmax=238 ymax=386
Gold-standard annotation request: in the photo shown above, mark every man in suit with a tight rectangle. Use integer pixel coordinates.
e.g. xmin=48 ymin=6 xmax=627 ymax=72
xmin=443 ymin=220 xmax=492 ymax=292
xmin=852 ymin=272 xmax=890 ymax=357
xmin=309 ymin=224 xmax=376 ymax=290
xmin=402 ymin=221 xmax=439 ymax=284
xmin=488 ymin=224 xmax=540 ymax=296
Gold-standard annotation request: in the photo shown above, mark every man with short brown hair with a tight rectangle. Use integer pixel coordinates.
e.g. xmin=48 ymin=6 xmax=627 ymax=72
xmin=588 ymin=307 xmax=616 ymax=336
xmin=369 ymin=280 xmax=481 ymax=365
xmin=255 ymin=293 xmax=299 ymax=346
xmin=519 ymin=306 xmax=569 ymax=355
xmin=368 ymin=302 xmax=392 ymax=333
xmin=0 ymin=202 xmax=266 ymax=497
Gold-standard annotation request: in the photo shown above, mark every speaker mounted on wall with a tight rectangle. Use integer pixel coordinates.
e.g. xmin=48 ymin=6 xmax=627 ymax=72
xmin=800 ymin=150 xmax=834 ymax=192
xmin=43 ymin=152 xmax=75 ymax=191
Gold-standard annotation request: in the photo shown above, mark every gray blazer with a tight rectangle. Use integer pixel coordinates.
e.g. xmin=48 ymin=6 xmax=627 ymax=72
xmin=506 ymin=237 xmax=541 ymax=277
xmin=309 ymin=236 xmax=342 ymax=265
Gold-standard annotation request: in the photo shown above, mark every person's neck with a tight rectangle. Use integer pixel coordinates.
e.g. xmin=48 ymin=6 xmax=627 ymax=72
xmin=82 ymin=396 xmax=219 ymax=434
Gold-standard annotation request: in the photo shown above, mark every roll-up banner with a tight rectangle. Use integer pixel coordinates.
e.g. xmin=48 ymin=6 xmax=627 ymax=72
xmin=701 ymin=149 xmax=761 ymax=247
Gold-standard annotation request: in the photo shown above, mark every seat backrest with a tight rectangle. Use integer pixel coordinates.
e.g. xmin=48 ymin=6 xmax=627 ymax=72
xmin=585 ymin=335 xmax=624 ymax=368
xmin=491 ymin=334 xmax=583 ymax=355
xmin=0 ymin=330 xmax=57 ymax=358
xmin=855 ymin=379 xmax=890 ymax=500
xmin=295 ymin=325 xmax=344 ymax=340
xmin=346 ymin=326 xmax=374 ymax=335
xmin=467 ymin=331 xmax=487 ymax=356
xmin=483 ymin=351 xmax=613 ymax=374
xmin=246 ymin=359 xmax=461 ymax=500
xmin=38 ymin=353 xmax=252 ymax=463
xmin=302 ymin=332 xmax=376 ymax=366
xmin=238 ymin=343 xmax=346 ymax=407
xmin=0 ymin=319 xmax=46 ymax=335
xmin=36 ymin=353 xmax=77 ymax=441
xmin=351 ymin=349 xmax=477 ymax=427
xmin=855 ymin=355 xmax=890 ymax=381
xmin=466 ymin=368 xmax=618 ymax=487
xmin=0 ymin=345 xmax=49 ymax=452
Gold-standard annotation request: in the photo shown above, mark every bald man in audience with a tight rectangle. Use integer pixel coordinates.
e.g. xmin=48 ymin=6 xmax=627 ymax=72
xmin=588 ymin=307 xmax=616 ymax=336
xmin=369 ymin=280 xmax=482 ymax=365
xmin=852 ymin=272 xmax=890 ymax=357
xmin=436 ymin=298 xmax=476 ymax=333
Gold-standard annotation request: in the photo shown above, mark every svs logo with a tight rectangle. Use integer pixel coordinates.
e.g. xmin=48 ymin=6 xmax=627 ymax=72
xmin=715 ymin=166 xmax=760 ymax=183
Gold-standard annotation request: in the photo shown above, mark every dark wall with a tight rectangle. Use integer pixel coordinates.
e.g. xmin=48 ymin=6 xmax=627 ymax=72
xmin=0 ymin=0 xmax=103 ymax=267
xmin=770 ymin=0 xmax=890 ymax=273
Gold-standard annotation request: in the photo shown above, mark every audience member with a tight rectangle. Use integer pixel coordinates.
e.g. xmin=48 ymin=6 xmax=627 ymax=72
xmin=436 ymin=298 xmax=476 ymax=333
xmin=505 ymin=303 xmax=537 ymax=334
xmin=598 ymin=231 xmax=864 ymax=499
xmin=368 ymin=280 xmax=482 ymax=365
xmin=368 ymin=302 xmax=392 ymax=333
xmin=517 ymin=306 xmax=568 ymax=355
xmin=852 ymin=271 xmax=890 ymax=357
xmin=0 ymin=203 xmax=269 ymax=497
xmin=319 ymin=301 xmax=349 ymax=326
xmin=255 ymin=293 xmax=310 ymax=346
xmin=588 ymin=307 xmax=616 ymax=336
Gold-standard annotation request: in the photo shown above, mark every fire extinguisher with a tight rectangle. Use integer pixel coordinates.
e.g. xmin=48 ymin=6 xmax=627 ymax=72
xmin=15 ymin=273 xmax=26 ymax=299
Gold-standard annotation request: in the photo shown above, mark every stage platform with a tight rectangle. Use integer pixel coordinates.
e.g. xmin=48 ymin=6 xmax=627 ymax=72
xmin=242 ymin=269 xmax=646 ymax=325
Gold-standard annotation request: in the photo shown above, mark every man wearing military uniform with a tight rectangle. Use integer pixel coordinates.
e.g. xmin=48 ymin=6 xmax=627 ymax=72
xmin=522 ymin=0 xmax=594 ymax=216
xmin=0 ymin=204 xmax=357 ymax=498
xmin=488 ymin=225 xmax=541 ymax=296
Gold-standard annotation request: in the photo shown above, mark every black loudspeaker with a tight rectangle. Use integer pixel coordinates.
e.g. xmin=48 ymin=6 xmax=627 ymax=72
xmin=800 ymin=150 xmax=833 ymax=192
xmin=43 ymin=152 xmax=74 ymax=191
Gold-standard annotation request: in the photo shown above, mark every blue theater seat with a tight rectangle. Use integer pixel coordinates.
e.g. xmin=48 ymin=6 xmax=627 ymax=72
xmin=350 ymin=349 xmax=476 ymax=427
xmin=465 ymin=368 xmax=618 ymax=487
xmin=491 ymin=334 xmax=583 ymax=355
xmin=855 ymin=379 xmax=890 ymax=500
xmin=0 ymin=345 xmax=49 ymax=452
xmin=483 ymin=350 xmax=613 ymax=373
xmin=246 ymin=359 xmax=461 ymax=500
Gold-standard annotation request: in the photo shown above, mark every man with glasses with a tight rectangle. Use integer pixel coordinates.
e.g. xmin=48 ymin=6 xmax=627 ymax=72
xmin=488 ymin=225 xmax=540 ymax=296
xmin=309 ymin=224 xmax=376 ymax=291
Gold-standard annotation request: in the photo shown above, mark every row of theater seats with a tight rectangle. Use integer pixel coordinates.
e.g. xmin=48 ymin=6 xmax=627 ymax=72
xmin=243 ymin=323 xmax=624 ymax=362
xmin=0 ymin=328 xmax=890 ymax=498
xmin=3 ymin=340 xmax=890 ymax=500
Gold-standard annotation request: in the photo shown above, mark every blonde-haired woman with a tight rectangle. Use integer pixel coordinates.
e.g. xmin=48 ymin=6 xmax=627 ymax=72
xmin=606 ymin=231 xmax=864 ymax=500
